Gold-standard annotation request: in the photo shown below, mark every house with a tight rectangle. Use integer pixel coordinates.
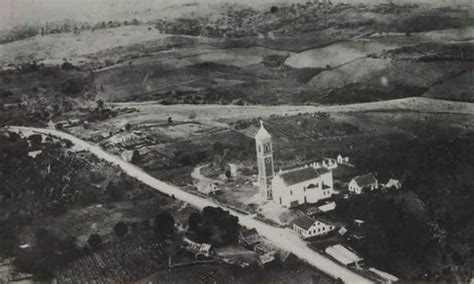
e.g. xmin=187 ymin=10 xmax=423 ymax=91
xmin=317 ymin=201 xmax=336 ymax=213
xmin=183 ymin=238 xmax=213 ymax=258
xmin=325 ymin=244 xmax=363 ymax=267
xmin=348 ymin=173 xmax=379 ymax=194
xmin=255 ymin=122 xmax=335 ymax=206
xmin=291 ymin=215 xmax=336 ymax=239
xmin=258 ymin=252 xmax=276 ymax=267
xmin=239 ymin=228 xmax=261 ymax=248
xmin=47 ymin=120 xmax=56 ymax=130
xmin=384 ymin=179 xmax=402 ymax=190
xmin=121 ymin=150 xmax=136 ymax=162
xmin=28 ymin=150 xmax=42 ymax=158
xmin=197 ymin=182 xmax=221 ymax=195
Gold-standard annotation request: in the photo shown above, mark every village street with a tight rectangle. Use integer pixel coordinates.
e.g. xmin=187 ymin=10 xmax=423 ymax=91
xmin=7 ymin=126 xmax=373 ymax=284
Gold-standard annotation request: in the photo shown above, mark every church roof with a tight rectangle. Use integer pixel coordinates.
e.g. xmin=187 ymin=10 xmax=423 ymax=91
xmin=255 ymin=121 xmax=271 ymax=140
xmin=279 ymin=167 xmax=329 ymax=186
xmin=352 ymin=173 xmax=377 ymax=188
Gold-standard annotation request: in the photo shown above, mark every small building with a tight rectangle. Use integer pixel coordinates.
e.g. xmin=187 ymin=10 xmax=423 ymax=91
xmin=47 ymin=120 xmax=56 ymax=130
xmin=258 ymin=252 xmax=276 ymax=267
xmin=325 ymin=244 xmax=363 ymax=267
xmin=317 ymin=201 xmax=336 ymax=213
xmin=197 ymin=182 xmax=221 ymax=195
xmin=291 ymin=215 xmax=336 ymax=239
xmin=369 ymin=268 xmax=399 ymax=284
xmin=239 ymin=228 xmax=261 ymax=248
xmin=338 ymin=226 xmax=348 ymax=236
xmin=354 ymin=219 xmax=364 ymax=228
xmin=183 ymin=238 xmax=213 ymax=258
xmin=348 ymin=173 xmax=379 ymax=194
xmin=121 ymin=150 xmax=136 ymax=162
xmin=336 ymin=155 xmax=349 ymax=164
xmin=28 ymin=150 xmax=42 ymax=158
xmin=384 ymin=179 xmax=402 ymax=190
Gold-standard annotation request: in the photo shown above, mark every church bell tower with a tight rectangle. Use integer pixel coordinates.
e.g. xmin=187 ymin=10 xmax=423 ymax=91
xmin=255 ymin=121 xmax=274 ymax=200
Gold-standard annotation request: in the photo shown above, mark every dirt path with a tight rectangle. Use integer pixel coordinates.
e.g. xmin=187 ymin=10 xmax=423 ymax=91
xmin=108 ymin=97 xmax=474 ymax=124
xmin=7 ymin=126 xmax=373 ymax=284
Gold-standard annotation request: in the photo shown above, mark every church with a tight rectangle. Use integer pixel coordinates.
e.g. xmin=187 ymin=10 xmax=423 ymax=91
xmin=255 ymin=121 xmax=335 ymax=208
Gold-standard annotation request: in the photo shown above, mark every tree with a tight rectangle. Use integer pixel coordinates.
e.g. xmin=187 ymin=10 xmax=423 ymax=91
xmin=96 ymin=100 xmax=104 ymax=109
xmin=87 ymin=234 xmax=102 ymax=249
xmin=142 ymin=219 xmax=151 ymax=230
xmin=225 ymin=169 xmax=232 ymax=181
xmin=168 ymin=116 xmax=173 ymax=124
xmin=188 ymin=212 xmax=202 ymax=231
xmin=197 ymin=206 xmax=239 ymax=246
xmin=113 ymin=222 xmax=128 ymax=237
xmin=154 ymin=212 xmax=175 ymax=237
xmin=125 ymin=123 xmax=131 ymax=131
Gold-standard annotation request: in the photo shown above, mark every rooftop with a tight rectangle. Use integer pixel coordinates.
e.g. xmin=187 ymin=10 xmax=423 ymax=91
xmin=353 ymin=173 xmax=377 ymax=187
xmin=291 ymin=215 xmax=316 ymax=230
xmin=279 ymin=167 xmax=329 ymax=186
xmin=241 ymin=228 xmax=259 ymax=238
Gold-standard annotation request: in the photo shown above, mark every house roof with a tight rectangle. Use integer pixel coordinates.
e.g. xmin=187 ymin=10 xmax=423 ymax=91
xmin=353 ymin=173 xmax=377 ymax=187
xmin=385 ymin=179 xmax=401 ymax=188
xmin=241 ymin=228 xmax=259 ymax=239
xmin=291 ymin=215 xmax=316 ymax=230
xmin=279 ymin=167 xmax=329 ymax=186
xmin=325 ymin=244 xmax=363 ymax=266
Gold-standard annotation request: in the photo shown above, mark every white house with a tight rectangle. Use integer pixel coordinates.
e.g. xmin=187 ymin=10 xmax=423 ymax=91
xmin=197 ymin=182 xmax=221 ymax=195
xmin=348 ymin=173 xmax=379 ymax=194
xmin=384 ymin=178 xmax=402 ymax=190
xmin=291 ymin=215 xmax=336 ymax=239
xmin=273 ymin=166 xmax=335 ymax=208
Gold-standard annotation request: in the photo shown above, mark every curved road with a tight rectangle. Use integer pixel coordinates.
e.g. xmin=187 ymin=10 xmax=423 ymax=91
xmin=8 ymin=126 xmax=372 ymax=284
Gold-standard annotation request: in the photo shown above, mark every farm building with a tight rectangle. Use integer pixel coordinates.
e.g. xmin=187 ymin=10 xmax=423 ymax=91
xmin=325 ymin=244 xmax=363 ymax=267
xmin=255 ymin=122 xmax=335 ymax=207
xmin=384 ymin=178 xmax=402 ymax=190
xmin=239 ymin=228 xmax=261 ymax=248
xmin=291 ymin=215 xmax=336 ymax=239
xmin=348 ymin=173 xmax=379 ymax=194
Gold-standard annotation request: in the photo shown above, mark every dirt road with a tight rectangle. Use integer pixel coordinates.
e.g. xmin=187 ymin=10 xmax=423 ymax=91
xmin=108 ymin=97 xmax=474 ymax=124
xmin=7 ymin=126 xmax=373 ymax=284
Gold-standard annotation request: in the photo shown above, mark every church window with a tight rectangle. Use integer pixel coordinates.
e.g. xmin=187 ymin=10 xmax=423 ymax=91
xmin=290 ymin=190 xmax=293 ymax=195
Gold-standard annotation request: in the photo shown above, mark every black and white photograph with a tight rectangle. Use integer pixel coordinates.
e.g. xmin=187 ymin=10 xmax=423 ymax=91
xmin=0 ymin=0 xmax=473 ymax=283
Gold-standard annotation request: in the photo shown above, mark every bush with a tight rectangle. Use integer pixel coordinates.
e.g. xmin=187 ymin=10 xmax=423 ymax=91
xmin=87 ymin=234 xmax=102 ymax=249
xmin=113 ymin=222 xmax=128 ymax=237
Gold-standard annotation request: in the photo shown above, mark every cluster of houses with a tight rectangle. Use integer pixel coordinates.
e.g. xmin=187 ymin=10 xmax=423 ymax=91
xmin=255 ymin=121 xmax=401 ymax=208
xmin=238 ymin=228 xmax=279 ymax=267
xmin=252 ymin=121 xmax=402 ymax=280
